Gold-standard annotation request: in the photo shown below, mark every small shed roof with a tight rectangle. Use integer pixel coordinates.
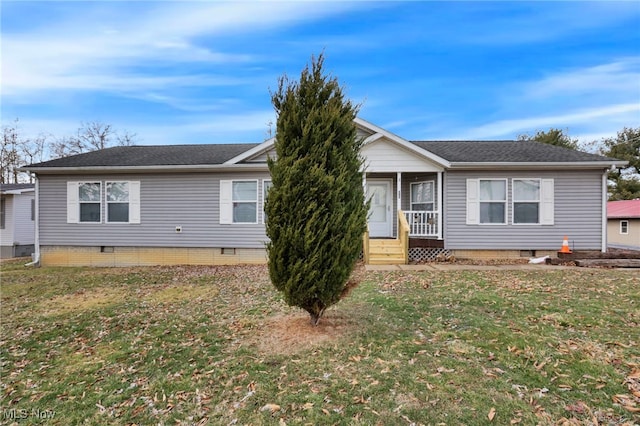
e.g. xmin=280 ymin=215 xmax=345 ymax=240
xmin=0 ymin=183 xmax=35 ymax=194
xmin=608 ymin=200 xmax=640 ymax=219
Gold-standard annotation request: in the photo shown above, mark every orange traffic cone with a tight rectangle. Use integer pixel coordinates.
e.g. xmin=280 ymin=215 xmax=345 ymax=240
xmin=559 ymin=236 xmax=572 ymax=254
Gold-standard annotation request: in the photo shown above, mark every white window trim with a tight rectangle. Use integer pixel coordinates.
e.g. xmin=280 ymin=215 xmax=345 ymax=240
xmin=511 ymin=178 xmax=541 ymax=225
xmin=262 ymin=179 xmax=272 ymax=224
xmin=67 ymin=181 xmax=140 ymax=224
xmin=105 ymin=181 xmax=141 ymax=224
xmin=468 ymin=178 xmax=554 ymax=226
xmin=478 ymin=178 xmax=507 ymax=225
xmin=69 ymin=181 xmax=102 ymax=224
xmin=511 ymin=178 xmax=554 ymax=226
xmin=620 ymin=220 xmax=629 ymax=235
xmin=220 ymin=179 xmax=259 ymax=224
xmin=410 ymin=181 xmax=435 ymax=211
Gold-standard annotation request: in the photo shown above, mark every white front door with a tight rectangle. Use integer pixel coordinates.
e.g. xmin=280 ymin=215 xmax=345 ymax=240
xmin=367 ymin=179 xmax=393 ymax=237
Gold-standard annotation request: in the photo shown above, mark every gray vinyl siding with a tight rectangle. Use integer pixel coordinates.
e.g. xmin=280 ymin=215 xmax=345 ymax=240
xmin=39 ymin=172 xmax=271 ymax=248
xmin=13 ymin=194 xmax=35 ymax=245
xmin=444 ymin=170 xmax=605 ymax=250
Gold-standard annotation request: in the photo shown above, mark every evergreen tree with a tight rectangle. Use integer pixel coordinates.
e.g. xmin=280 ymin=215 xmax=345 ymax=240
xmin=600 ymin=127 xmax=640 ymax=200
xmin=265 ymin=54 xmax=367 ymax=326
xmin=517 ymin=128 xmax=579 ymax=150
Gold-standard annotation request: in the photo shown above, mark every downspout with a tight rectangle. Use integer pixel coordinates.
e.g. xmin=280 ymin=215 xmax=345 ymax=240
xmin=25 ymin=175 xmax=40 ymax=266
xmin=601 ymin=170 xmax=608 ymax=253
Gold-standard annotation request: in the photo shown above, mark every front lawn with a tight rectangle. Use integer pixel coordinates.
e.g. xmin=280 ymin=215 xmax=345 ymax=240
xmin=1 ymin=263 xmax=638 ymax=425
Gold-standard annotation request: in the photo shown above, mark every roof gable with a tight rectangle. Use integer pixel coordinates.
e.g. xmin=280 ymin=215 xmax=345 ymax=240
xmin=361 ymin=137 xmax=444 ymax=172
xmin=224 ymin=138 xmax=275 ymax=164
xmin=224 ymin=117 xmax=450 ymax=168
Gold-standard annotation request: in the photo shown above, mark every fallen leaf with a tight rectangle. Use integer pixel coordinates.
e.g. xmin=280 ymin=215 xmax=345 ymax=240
xmin=260 ymin=403 xmax=281 ymax=413
xmin=488 ymin=407 xmax=496 ymax=421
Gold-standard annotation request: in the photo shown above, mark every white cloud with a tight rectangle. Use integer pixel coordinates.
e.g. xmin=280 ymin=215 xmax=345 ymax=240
xmin=441 ymin=57 xmax=640 ymax=142
xmin=2 ymin=2 xmax=367 ymax=98
xmin=455 ymin=103 xmax=640 ymax=141
xmin=521 ymin=58 xmax=640 ymax=101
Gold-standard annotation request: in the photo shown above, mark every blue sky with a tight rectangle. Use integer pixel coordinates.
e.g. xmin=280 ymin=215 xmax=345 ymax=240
xmin=2 ymin=1 xmax=639 ymax=147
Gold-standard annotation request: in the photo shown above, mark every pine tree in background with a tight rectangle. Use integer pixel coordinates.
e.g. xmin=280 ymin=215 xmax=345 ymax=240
xmin=265 ymin=53 xmax=367 ymax=326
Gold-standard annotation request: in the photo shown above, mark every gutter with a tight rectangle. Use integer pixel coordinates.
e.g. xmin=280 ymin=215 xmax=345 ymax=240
xmin=18 ymin=163 xmax=270 ymax=175
xmin=448 ymin=161 xmax=628 ymax=170
xmin=24 ymin=176 xmax=40 ymax=267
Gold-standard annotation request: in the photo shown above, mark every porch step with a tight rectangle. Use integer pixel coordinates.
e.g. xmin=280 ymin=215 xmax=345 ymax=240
xmin=368 ymin=254 xmax=406 ymax=265
xmin=367 ymin=238 xmax=406 ymax=265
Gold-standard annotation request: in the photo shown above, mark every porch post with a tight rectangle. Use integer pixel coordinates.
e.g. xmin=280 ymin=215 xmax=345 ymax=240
xmin=437 ymin=171 xmax=443 ymax=240
xmin=397 ymin=172 xmax=402 ymax=238
xmin=396 ymin=172 xmax=402 ymax=210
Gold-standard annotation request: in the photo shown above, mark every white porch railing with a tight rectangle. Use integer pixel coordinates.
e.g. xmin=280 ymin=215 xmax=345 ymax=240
xmin=404 ymin=210 xmax=439 ymax=237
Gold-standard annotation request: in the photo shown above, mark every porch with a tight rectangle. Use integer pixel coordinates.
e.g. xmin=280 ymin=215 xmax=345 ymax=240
xmin=363 ymin=171 xmax=445 ymax=265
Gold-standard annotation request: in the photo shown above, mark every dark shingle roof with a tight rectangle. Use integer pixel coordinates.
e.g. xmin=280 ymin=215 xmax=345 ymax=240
xmin=411 ymin=140 xmax=618 ymax=163
xmin=25 ymin=139 xmax=620 ymax=170
xmin=27 ymin=144 xmax=259 ymax=168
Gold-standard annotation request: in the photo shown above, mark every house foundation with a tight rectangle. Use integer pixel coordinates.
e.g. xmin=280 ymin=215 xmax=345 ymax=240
xmin=450 ymin=249 xmax=558 ymax=260
xmin=39 ymin=246 xmax=268 ymax=267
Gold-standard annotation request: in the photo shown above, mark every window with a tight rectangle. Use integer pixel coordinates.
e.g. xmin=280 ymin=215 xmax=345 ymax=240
xmin=620 ymin=220 xmax=629 ymax=234
xmin=467 ymin=178 xmax=554 ymax=226
xmin=0 ymin=197 xmax=5 ymax=229
xmin=410 ymin=181 xmax=434 ymax=211
xmin=513 ymin=179 xmax=540 ymax=224
xmin=263 ymin=180 xmax=273 ymax=224
xmin=79 ymin=182 xmax=102 ymax=222
xmin=67 ymin=181 xmax=140 ymax=224
xmin=232 ymin=181 xmax=258 ymax=223
xmin=31 ymin=199 xmax=35 ymax=221
xmin=479 ymin=179 xmax=506 ymax=224
xmin=106 ymin=182 xmax=130 ymax=222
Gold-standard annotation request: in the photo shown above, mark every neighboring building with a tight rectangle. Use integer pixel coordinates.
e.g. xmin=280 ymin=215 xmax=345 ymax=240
xmin=607 ymin=199 xmax=640 ymax=250
xmin=21 ymin=118 xmax=626 ymax=266
xmin=0 ymin=183 xmax=36 ymax=258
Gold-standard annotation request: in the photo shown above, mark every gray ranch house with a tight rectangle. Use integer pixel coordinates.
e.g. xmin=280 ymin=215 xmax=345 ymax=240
xmin=22 ymin=118 xmax=625 ymax=267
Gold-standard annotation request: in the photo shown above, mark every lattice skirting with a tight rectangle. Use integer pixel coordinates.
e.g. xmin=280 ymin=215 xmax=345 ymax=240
xmin=409 ymin=248 xmax=452 ymax=263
